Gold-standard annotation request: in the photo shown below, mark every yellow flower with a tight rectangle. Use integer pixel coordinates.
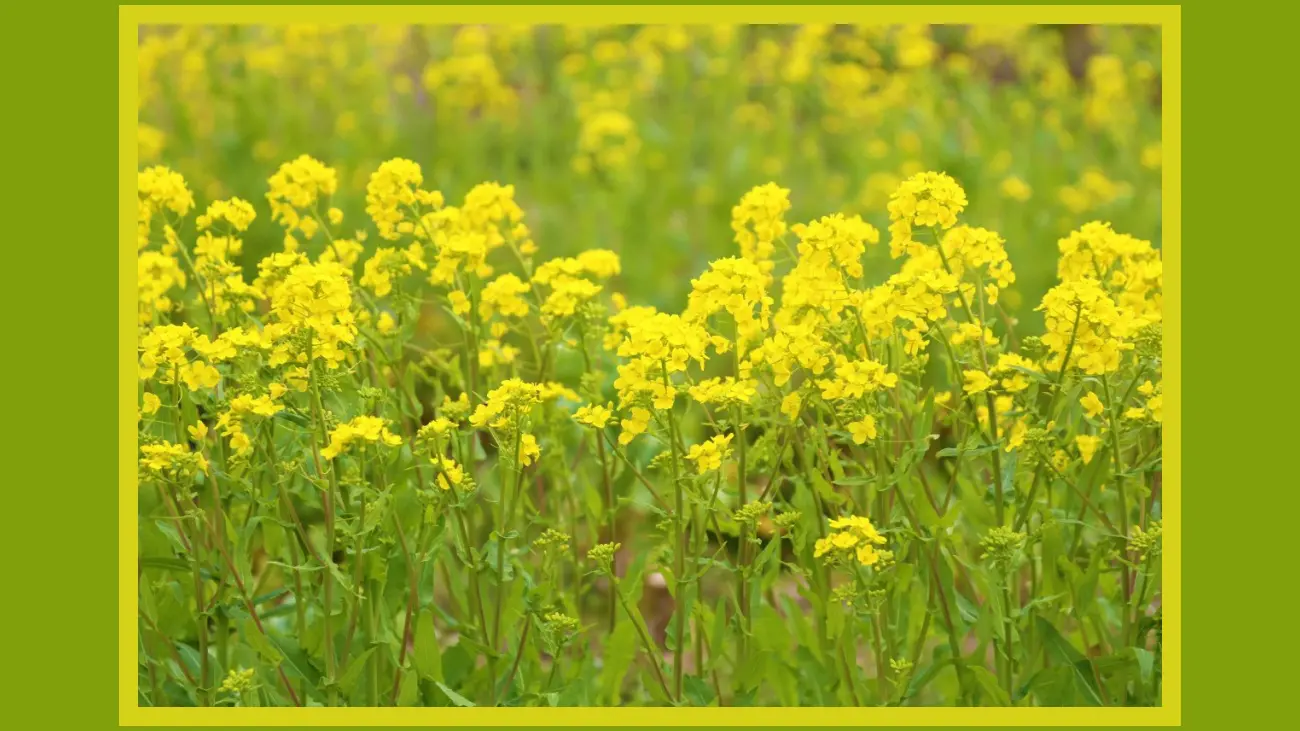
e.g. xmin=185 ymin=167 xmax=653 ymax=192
xmin=1075 ymin=434 xmax=1102 ymax=465
xmin=179 ymin=361 xmax=221 ymax=392
xmin=887 ymin=171 xmax=968 ymax=258
xmin=1080 ymin=391 xmax=1105 ymax=419
xmin=266 ymin=155 xmax=338 ymax=236
xmin=780 ymin=392 xmax=802 ymax=421
xmin=1004 ymin=420 xmax=1029 ymax=452
xmin=321 ymin=416 xmax=405 ymax=460
xmin=819 ymin=515 xmax=888 ymax=565
xmin=188 ymin=422 xmax=209 ymax=441
xmin=848 ymin=416 xmax=877 ymax=445
xmin=619 ymin=407 xmax=651 ymax=445
xmin=519 ymin=433 xmax=541 ymax=467
xmin=963 ymin=369 xmax=994 ymax=394
xmin=574 ymin=403 xmax=613 ymax=429
xmin=686 ymin=433 xmax=734 ymax=473
xmin=432 ymin=456 xmax=466 ymax=491
xmin=265 ymin=261 xmax=357 ymax=368
xmin=732 ymin=183 xmax=791 ymax=277
xmin=448 ymin=290 xmax=471 ymax=317
xmin=1147 ymin=394 xmax=1163 ymax=423
xmin=141 ymin=392 xmax=161 ymax=415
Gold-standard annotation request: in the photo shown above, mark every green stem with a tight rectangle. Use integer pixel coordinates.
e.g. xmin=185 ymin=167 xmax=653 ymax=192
xmin=663 ymin=366 xmax=687 ymax=703
xmin=612 ymin=577 xmax=674 ymax=703
xmin=1101 ymin=375 xmax=1133 ymax=646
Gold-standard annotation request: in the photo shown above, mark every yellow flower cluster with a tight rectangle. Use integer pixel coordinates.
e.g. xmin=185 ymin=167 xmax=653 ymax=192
xmin=320 ymin=415 xmax=403 ymax=460
xmin=817 ymin=355 xmax=899 ymax=401
xmin=469 ymin=378 xmax=544 ymax=430
xmin=532 ymin=249 xmax=621 ymax=321
xmin=940 ymin=225 xmax=1016 ymax=305
xmin=613 ymin=311 xmax=712 ymax=432
xmin=139 ymin=440 xmax=208 ymax=479
xmin=684 ymin=257 xmax=773 ymax=349
xmin=137 ymin=165 xmax=194 ymax=250
xmin=216 ymin=391 xmax=285 ymax=456
xmin=266 ymin=154 xmax=338 ymax=238
xmin=887 ymin=171 xmax=968 ymax=258
xmin=686 ymin=433 xmax=734 ymax=474
xmin=573 ymin=403 xmax=613 ymax=429
xmin=814 ymin=515 xmax=888 ymax=566
xmin=731 ymin=182 xmax=791 ymax=277
xmin=266 ymin=261 xmax=357 ymax=368
xmin=366 ymin=158 xmax=442 ymax=241
xmin=423 ymin=26 xmax=519 ymax=121
xmin=360 ymin=246 xmax=425 ymax=297
xmin=138 ymin=324 xmax=222 ymax=392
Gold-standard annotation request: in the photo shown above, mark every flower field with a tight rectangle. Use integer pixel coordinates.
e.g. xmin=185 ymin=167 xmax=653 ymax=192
xmin=135 ymin=23 xmax=1164 ymax=708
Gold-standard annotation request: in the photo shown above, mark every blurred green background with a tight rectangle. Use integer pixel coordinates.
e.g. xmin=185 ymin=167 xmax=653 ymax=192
xmin=138 ymin=23 xmax=1162 ymax=327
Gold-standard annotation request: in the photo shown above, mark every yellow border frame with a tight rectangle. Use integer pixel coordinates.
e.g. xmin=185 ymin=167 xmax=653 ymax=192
xmin=120 ymin=5 xmax=1181 ymax=725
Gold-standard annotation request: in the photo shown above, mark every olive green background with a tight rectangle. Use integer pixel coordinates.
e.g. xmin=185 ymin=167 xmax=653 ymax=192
xmin=5 ymin=1 xmax=1281 ymax=729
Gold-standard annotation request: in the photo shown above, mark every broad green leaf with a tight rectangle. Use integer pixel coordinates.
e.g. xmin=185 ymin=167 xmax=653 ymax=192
xmin=139 ymin=556 xmax=192 ymax=574
xmin=338 ymin=647 xmax=378 ymax=695
xmin=440 ymin=643 xmax=475 ymax=689
xmin=1024 ymin=665 xmax=1077 ymax=706
xmin=396 ymin=670 xmax=420 ymax=706
xmin=683 ymin=675 xmax=716 ymax=706
xmin=413 ymin=609 xmax=444 ymax=682
xmin=1035 ymin=616 xmax=1103 ymax=706
xmin=434 ymin=681 xmax=475 ymax=707
xmin=240 ymin=620 xmax=283 ymax=666
xmin=968 ymin=665 xmax=1010 ymax=706
xmin=599 ymin=620 xmax=638 ymax=704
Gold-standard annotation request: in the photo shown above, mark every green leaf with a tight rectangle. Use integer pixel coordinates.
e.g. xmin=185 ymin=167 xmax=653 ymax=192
xmin=1035 ymin=616 xmax=1103 ymax=706
xmin=826 ymin=597 xmax=845 ymax=640
xmin=827 ymin=450 xmax=846 ymax=482
xmin=811 ymin=472 xmax=845 ymax=506
xmin=338 ymin=647 xmax=378 ymax=695
xmin=683 ymin=675 xmax=716 ymax=706
xmin=396 ymin=670 xmax=420 ymax=706
xmin=266 ymin=635 xmax=323 ymax=698
xmin=139 ymin=579 xmax=158 ymax=623
xmin=153 ymin=520 xmax=190 ymax=557
xmin=139 ymin=557 xmax=192 ymax=574
xmin=1133 ymin=647 xmax=1155 ymax=687
xmin=709 ymin=597 xmax=728 ymax=672
xmin=240 ymin=620 xmax=283 ymax=666
xmin=440 ymin=644 xmax=475 ymax=689
xmin=1024 ymin=665 xmax=1077 ymax=705
xmin=252 ymin=588 xmax=290 ymax=608
xmin=434 ymin=681 xmax=475 ymax=707
xmin=968 ymin=665 xmax=1010 ymax=706
xmin=413 ymin=609 xmax=444 ymax=682
xmin=904 ymin=656 xmax=953 ymax=701
xmin=599 ymin=620 xmax=638 ymax=704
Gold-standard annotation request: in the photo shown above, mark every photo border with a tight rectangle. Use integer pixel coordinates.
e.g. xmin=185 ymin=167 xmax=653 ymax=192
xmin=119 ymin=5 xmax=1181 ymax=725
